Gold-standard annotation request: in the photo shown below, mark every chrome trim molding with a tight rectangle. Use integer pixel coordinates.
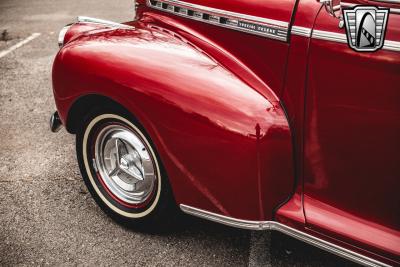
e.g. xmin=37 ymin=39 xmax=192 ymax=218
xmin=389 ymin=8 xmax=400 ymax=13
xmin=313 ymin=29 xmax=347 ymax=43
xmin=180 ymin=204 xmax=391 ymax=267
xmin=181 ymin=204 xmax=270 ymax=230
xmin=58 ymin=24 xmax=72 ymax=48
xmin=373 ymin=0 xmax=400 ymax=3
xmin=146 ymin=0 xmax=289 ymax=41
xmin=312 ymin=29 xmax=400 ymax=52
xmin=291 ymin=26 xmax=312 ymax=37
xmin=77 ymin=16 xmax=134 ymax=29
xmin=342 ymin=2 xmax=400 ymax=14
xmin=384 ymin=40 xmax=400 ymax=52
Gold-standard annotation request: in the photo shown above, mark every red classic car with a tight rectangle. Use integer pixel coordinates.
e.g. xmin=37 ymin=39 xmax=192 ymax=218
xmin=50 ymin=0 xmax=400 ymax=265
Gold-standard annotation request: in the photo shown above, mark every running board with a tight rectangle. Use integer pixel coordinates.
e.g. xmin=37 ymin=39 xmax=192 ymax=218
xmin=180 ymin=204 xmax=390 ymax=267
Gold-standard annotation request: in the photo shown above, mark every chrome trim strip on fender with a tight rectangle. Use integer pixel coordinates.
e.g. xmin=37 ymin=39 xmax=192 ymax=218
xmin=77 ymin=16 xmax=134 ymax=29
xmin=384 ymin=40 xmax=400 ymax=51
xmin=373 ymin=0 xmax=400 ymax=3
xmin=312 ymin=29 xmax=400 ymax=52
xmin=146 ymin=0 xmax=289 ymax=41
xmin=291 ymin=26 xmax=312 ymax=37
xmin=388 ymin=7 xmax=400 ymax=13
xmin=180 ymin=204 xmax=391 ymax=267
xmin=312 ymin=29 xmax=347 ymax=43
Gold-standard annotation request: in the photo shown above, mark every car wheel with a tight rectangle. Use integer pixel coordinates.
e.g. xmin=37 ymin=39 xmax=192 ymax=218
xmin=76 ymin=109 xmax=177 ymax=230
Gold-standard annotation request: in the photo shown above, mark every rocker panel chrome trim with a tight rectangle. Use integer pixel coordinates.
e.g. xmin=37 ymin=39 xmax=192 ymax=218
xmin=147 ymin=0 xmax=289 ymax=41
xmin=180 ymin=204 xmax=391 ymax=267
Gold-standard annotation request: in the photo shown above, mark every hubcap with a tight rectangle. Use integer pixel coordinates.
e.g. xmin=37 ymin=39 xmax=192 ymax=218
xmin=94 ymin=125 xmax=157 ymax=205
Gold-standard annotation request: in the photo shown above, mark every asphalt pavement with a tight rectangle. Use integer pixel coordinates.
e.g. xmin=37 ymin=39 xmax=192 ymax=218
xmin=0 ymin=1 xmax=359 ymax=266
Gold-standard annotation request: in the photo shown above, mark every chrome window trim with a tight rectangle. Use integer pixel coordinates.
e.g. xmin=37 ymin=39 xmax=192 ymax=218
xmin=146 ymin=0 xmax=289 ymax=41
xmin=312 ymin=29 xmax=400 ymax=51
xmin=180 ymin=204 xmax=391 ymax=267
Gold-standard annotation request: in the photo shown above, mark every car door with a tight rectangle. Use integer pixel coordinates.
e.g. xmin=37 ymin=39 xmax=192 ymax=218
xmin=304 ymin=0 xmax=400 ymax=263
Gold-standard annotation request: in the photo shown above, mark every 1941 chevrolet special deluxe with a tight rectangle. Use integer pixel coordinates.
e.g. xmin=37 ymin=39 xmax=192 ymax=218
xmin=49 ymin=0 xmax=400 ymax=265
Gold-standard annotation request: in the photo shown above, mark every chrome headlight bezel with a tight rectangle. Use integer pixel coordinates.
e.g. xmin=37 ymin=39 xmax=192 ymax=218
xmin=58 ymin=24 xmax=73 ymax=48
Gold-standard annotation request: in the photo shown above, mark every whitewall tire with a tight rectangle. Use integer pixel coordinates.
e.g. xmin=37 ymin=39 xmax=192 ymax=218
xmin=76 ymin=108 xmax=177 ymax=230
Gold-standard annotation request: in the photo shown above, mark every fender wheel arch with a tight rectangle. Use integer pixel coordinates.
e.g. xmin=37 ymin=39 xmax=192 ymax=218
xmin=66 ymin=94 xmax=128 ymax=134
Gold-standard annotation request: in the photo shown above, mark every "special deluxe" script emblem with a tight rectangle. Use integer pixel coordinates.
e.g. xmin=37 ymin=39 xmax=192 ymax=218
xmin=238 ymin=21 xmax=277 ymax=35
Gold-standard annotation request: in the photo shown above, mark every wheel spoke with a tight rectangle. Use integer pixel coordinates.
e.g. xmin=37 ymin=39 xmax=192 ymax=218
xmin=119 ymin=165 xmax=144 ymax=181
xmin=108 ymin=166 xmax=120 ymax=177
xmin=115 ymin=139 xmax=122 ymax=165
xmin=116 ymin=138 xmax=129 ymax=159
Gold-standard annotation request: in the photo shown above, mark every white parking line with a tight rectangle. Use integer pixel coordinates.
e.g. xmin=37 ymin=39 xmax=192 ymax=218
xmin=0 ymin=33 xmax=41 ymax=59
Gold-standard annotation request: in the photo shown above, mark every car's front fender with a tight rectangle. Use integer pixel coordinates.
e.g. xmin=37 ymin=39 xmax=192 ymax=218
xmin=52 ymin=20 xmax=294 ymax=221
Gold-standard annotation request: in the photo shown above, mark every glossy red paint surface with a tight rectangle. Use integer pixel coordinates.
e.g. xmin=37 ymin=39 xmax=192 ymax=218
xmin=137 ymin=0 xmax=296 ymax=25
xmin=277 ymin=0 xmax=323 ymax=231
xmin=52 ymin=0 xmax=400 ymax=264
xmin=53 ymin=19 xmax=294 ymax=221
xmin=304 ymin=1 xmax=400 ymax=263
xmin=139 ymin=0 xmax=297 ymax=97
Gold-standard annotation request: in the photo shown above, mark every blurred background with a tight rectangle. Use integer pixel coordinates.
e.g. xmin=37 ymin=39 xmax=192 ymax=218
xmin=0 ymin=0 xmax=358 ymax=266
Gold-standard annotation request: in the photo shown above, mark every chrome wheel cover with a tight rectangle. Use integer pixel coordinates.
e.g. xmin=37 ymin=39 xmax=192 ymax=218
xmin=93 ymin=124 xmax=156 ymax=205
